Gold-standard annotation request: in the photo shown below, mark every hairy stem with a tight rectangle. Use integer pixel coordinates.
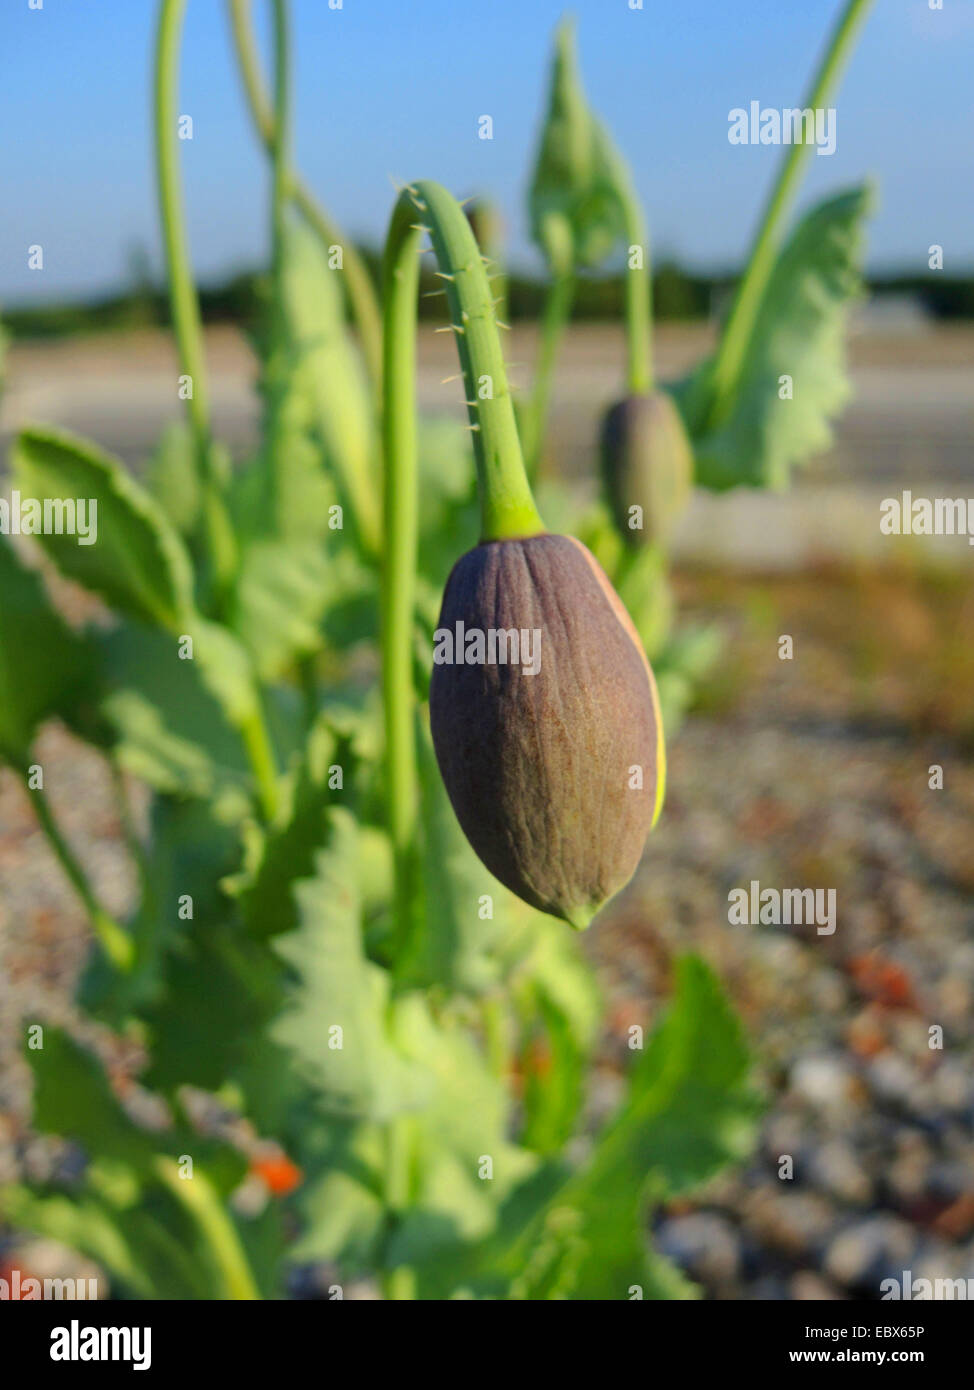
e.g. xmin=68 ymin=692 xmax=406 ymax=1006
xmin=705 ymin=0 xmax=874 ymax=426
xmin=154 ymin=0 xmax=236 ymax=595
xmin=30 ymin=782 xmax=133 ymax=971
xmin=226 ymin=0 xmax=383 ymax=394
xmin=380 ymin=179 xmax=543 ymax=953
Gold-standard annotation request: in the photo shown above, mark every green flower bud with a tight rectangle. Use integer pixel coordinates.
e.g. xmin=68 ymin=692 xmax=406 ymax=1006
xmin=430 ymin=533 xmax=665 ymax=929
xmin=600 ymin=392 xmax=694 ymax=548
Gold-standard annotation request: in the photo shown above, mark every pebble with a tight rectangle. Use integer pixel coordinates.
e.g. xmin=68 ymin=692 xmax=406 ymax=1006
xmin=809 ymin=1138 xmax=874 ymax=1206
xmin=655 ymin=1212 xmax=741 ymax=1287
xmin=824 ymin=1215 xmax=917 ymax=1291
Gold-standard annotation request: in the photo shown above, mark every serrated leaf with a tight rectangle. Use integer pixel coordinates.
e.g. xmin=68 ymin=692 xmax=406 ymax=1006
xmin=0 ymin=538 xmax=95 ymax=763
xmin=271 ymin=808 xmax=428 ymax=1122
xmin=687 ymin=186 xmax=872 ymax=490
xmin=433 ymin=955 xmax=758 ymax=1299
xmin=12 ymin=426 xmax=196 ymax=628
xmin=383 ymin=995 xmax=538 ymax=1275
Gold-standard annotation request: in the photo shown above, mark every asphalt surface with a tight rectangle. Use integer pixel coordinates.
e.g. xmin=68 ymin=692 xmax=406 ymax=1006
xmin=2 ymin=322 xmax=971 ymax=567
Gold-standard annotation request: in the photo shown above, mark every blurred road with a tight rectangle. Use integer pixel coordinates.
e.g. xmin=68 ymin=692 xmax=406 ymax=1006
xmin=2 ymin=322 xmax=971 ymax=568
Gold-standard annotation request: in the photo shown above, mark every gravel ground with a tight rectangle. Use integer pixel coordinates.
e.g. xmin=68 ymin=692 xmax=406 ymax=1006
xmin=588 ymin=568 xmax=974 ymax=1299
xmin=1 ymin=564 xmax=972 ymax=1299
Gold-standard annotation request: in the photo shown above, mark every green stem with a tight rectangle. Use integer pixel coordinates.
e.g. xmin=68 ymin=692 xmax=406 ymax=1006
xmin=381 ymin=1115 xmax=415 ymax=1300
xmin=523 ymin=270 xmax=574 ymax=480
xmin=380 ymin=180 xmax=544 ymax=950
xmin=240 ymin=702 xmax=280 ymax=823
xmin=705 ymin=0 xmax=874 ymax=426
xmin=380 ymin=203 xmax=422 ymax=943
xmin=411 ymin=183 xmax=543 ymax=542
xmin=226 ymin=0 xmax=383 ymax=395
xmin=108 ymin=759 xmax=152 ymax=895
xmin=153 ymin=1157 xmax=261 ymax=1300
xmin=621 ymin=191 xmax=653 ymax=395
xmin=154 ymin=0 xmax=236 ymax=595
xmin=269 ymin=0 xmax=289 ymax=284
xmin=29 ymin=782 xmax=133 ymax=972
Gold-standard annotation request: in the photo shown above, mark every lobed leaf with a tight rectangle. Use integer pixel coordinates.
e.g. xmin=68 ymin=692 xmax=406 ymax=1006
xmin=684 ymin=185 xmax=873 ymax=490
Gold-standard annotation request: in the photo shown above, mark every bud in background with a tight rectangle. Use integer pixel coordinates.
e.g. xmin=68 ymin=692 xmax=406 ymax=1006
xmin=600 ymin=392 xmax=694 ymax=549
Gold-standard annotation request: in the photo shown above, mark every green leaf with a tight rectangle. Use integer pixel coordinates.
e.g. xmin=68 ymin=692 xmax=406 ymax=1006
xmin=516 ymin=923 xmax=601 ymax=1156
xmin=12 ymin=426 xmax=196 ymax=628
xmin=405 ymin=719 xmax=507 ymax=994
xmin=251 ymin=220 xmax=377 ymax=555
xmin=383 ymin=996 xmax=538 ymax=1276
xmin=528 ymin=18 xmax=629 ymax=272
xmin=415 ymin=414 xmax=478 ymax=590
xmin=140 ymin=922 xmax=281 ymax=1099
xmin=0 ymin=538 xmax=95 ymax=763
xmin=238 ymin=717 xmax=348 ymax=940
xmin=291 ymin=1123 xmax=386 ymax=1269
xmin=27 ymin=1029 xmax=157 ymax=1172
xmin=271 ymin=808 xmax=428 ymax=1122
xmin=686 ymin=186 xmax=872 ymax=490
xmin=435 ymin=956 xmax=758 ymax=1299
xmin=550 ymin=955 xmax=760 ymax=1297
xmin=81 ymin=794 xmax=243 ymax=1022
xmin=92 ymin=620 xmax=252 ymax=815
xmin=143 ymin=421 xmax=201 ymax=536
xmin=230 ymin=539 xmax=331 ymax=680
xmin=0 ymin=1186 xmax=155 ymax=1298
xmin=283 ymin=223 xmax=377 ymax=547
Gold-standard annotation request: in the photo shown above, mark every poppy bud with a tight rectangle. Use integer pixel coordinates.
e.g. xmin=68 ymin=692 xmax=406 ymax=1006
xmin=430 ymin=533 xmax=664 ymax=928
xmin=600 ymin=391 xmax=694 ymax=547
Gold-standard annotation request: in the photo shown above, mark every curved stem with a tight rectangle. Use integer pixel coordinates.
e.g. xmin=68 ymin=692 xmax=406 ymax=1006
xmin=154 ymin=0 xmax=236 ymax=595
xmin=226 ymin=0 xmax=383 ymax=395
xmin=522 ymin=270 xmax=574 ymax=481
xmin=29 ymin=782 xmax=133 ymax=971
xmin=706 ymin=0 xmax=874 ymax=426
xmin=407 ymin=185 xmax=544 ymax=542
xmin=380 ymin=180 xmax=543 ymax=945
xmin=153 ymin=1158 xmax=260 ymax=1300
xmin=380 ymin=202 xmax=421 ymax=941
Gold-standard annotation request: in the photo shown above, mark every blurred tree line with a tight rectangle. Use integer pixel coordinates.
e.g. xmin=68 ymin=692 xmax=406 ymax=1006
xmin=5 ymin=245 xmax=973 ymax=340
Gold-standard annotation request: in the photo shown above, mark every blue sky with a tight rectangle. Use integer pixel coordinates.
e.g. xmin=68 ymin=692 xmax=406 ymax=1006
xmin=2 ymin=0 xmax=972 ymax=306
